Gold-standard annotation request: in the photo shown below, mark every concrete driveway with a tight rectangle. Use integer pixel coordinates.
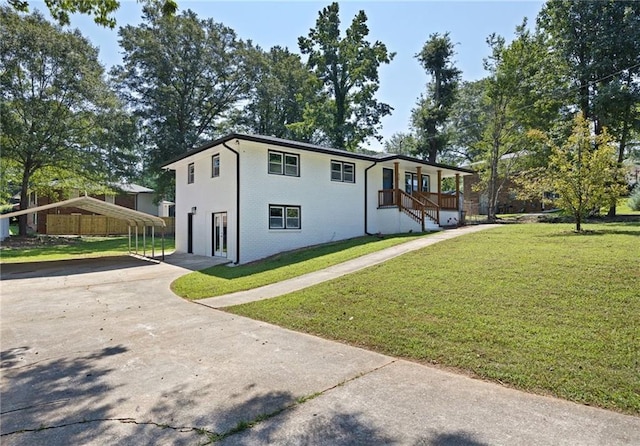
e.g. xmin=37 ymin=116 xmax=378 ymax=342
xmin=1 ymin=255 xmax=639 ymax=445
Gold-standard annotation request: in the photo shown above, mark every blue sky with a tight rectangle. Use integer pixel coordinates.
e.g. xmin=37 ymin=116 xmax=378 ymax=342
xmin=32 ymin=0 xmax=544 ymax=150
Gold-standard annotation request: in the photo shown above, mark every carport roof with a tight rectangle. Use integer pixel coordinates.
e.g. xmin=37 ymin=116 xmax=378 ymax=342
xmin=0 ymin=196 xmax=166 ymax=228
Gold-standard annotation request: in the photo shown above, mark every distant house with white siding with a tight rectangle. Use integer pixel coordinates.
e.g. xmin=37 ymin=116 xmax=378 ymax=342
xmin=162 ymin=133 xmax=473 ymax=264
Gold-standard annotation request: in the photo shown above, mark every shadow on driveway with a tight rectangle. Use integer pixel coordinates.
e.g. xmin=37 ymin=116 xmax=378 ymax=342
xmin=1 ymin=345 xmax=128 ymax=444
xmin=0 ymin=256 xmax=154 ymax=281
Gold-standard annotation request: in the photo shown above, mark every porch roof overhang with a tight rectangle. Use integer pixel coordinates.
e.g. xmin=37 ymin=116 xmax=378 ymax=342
xmin=0 ymin=196 xmax=166 ymax=228
xmin=377 ymin=156 xmax=473 ymax=178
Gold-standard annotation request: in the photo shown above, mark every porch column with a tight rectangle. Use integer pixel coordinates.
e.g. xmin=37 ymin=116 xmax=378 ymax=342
xmin=437 ymin=170 xmax=442 ymax=206
xmin=437 ymin=170 xmax=442 ymax=224
xmin=455 ymin=173 xmax=460 ymax=211
xmin=416 ymin=166 xmax=422 ymax=193
xmin=394 ymin=162 xmax=400 ymax=207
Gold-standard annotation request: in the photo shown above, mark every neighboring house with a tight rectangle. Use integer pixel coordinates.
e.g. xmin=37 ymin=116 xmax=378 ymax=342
xmin=625 ymin=161 xmax=639 ymax=190
xmin=0 ymin=217 xmax=9 ymax=241
xmin=162 ymin=133 xmax=473 ymax=264
xmin=463 ymin=172 xmax=548 ymax=215
xmin=26 ymin=182 xmax=164 ymax=234
xmin=461 ymin=152 xmax=553 ymax=215
xmin=158 ymin=200 xmax=176 ymax=218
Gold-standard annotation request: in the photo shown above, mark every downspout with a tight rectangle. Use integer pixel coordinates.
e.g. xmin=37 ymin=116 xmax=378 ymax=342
xmin=222 ymin=141 xmax=241 ymax=264
xmin=364 ymin=161 xmax=378 ymax=235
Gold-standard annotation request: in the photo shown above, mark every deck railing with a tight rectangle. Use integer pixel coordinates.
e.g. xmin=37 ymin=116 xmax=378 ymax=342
xmin=439 ymin=194 xmax=458 ymax=210
xmin=398 ymin=190 xmax=424 ymax=227
xmin=378 ymin=189 xmax=396 ymax=207
xmin=379 ymin=189 xmax=442 ymax=228
xmin=414 ymin=191 xmax=458 ymax=210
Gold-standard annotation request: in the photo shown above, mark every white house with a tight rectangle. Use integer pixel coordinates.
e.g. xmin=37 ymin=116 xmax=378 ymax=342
xmin=162 ymin=133 xmax=473 ymax=264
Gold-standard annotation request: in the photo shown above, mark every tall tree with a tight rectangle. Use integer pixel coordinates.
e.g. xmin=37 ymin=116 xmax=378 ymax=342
xmin=298 ymin=2 xmax=395 ymax=151
xmin=447 ymin=79 xmax=489 ymax=165
xmin=0 ymin=7 xmax=117 ymax=235
xmin=411 ymin=33 xmax=461 ymax=162
xmin=238 ymin=46 xmax=320 ymax=142
xmin=113 ymin=6 xmax=252 ymax=199
xmin=473 ymin=30 xmax=539 ymax=219
xmin=92 ymin=103 xmax=142 ymax=183
xmin=450 ymin=22 xmax=563 ymax=221
xmin=479 ymin=34 xmax=522 ymax=222
xmin=538 ymin=0 xmax=640 ymax=214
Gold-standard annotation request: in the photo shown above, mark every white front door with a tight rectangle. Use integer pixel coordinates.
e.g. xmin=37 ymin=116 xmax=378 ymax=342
xmin=212 ymin=212 xmax=227 ymax=257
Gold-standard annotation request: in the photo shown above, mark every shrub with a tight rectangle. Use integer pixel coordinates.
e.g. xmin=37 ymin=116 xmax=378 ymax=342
xmin=628 ymin=187 xmax=640 ymax=211
xmin=0 ymin=204 xmax=15 ymax=214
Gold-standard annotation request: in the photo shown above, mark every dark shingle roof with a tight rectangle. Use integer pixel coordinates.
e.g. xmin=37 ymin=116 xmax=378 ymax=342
xmin=161 ymin=133 xmax=474 ymax=174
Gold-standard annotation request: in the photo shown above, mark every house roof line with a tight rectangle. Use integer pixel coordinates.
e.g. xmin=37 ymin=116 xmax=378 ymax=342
xmin=109 ymin=182 xmax=154 ymax=194
xmin=160 ymin=133 xmax=475 ymax=174
xmin=0 ymin=196 xmax=166 ymax=228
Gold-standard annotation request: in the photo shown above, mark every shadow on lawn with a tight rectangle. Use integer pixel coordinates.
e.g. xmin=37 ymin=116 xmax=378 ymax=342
xmin=194 ymin=234 xmax=417 ymax=280
xmin=548 ymin=222 xmax=640 ymax=237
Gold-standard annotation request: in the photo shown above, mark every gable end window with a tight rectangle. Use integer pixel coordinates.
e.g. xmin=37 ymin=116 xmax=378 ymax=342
xmin=269 ymin=205 xmax=301 ymax=229
xmin=268 ymin=150 xmax=299 ymax=176
xmin=212 ymin=154 xmax=220 ymax=177
xmin=331 ymin=160 xmax=355 ymax=183
xmin=187 ymin=163 xmax=195 ymax=184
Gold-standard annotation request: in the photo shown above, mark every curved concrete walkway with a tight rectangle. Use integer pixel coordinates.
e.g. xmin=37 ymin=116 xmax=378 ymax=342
xmin=198 ymin=224 xmax=500 ymax=309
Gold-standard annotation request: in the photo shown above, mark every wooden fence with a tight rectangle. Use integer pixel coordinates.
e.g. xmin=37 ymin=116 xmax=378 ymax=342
xmin=45 ymin=214 xmax=175 ymax=236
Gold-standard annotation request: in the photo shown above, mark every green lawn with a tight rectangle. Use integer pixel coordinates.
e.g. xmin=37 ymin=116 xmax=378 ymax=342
xmin=0 ymin=235 xmax=175 ymax=263
xmin=617 ymin=199 xmax=640 ymax=215
xmin=601 ymin=197 xmax=640 ymax=215
xmin=227 ymin=223 xmax=640 ymax=414
xmin=172 ymin=233 xmax=429 ymax=299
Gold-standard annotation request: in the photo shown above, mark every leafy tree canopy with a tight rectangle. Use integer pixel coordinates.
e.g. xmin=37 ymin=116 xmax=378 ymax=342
xmin=383 ymin=132 xmax=418 ymax=156
xmin=517 ymin=116 xmax=626 ymax=231
xmin=1 ymin=6 xmax=124 ymax=234
xmin=298 ymin=2 xmax=394 ymax=151
xmin=538 ymin=0 xmax=640 ymax=215
xmin=411 ymin=32 xmax=461 ymax=162
xmin=235 ymin=45 xmax=321 ymax=143
xmin=112 ymin=5 xmax=252 ymax=199
xmin=7 ymin=0 xmax=177 ymax=28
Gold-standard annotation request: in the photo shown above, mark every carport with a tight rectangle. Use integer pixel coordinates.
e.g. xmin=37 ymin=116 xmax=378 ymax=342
xmin=0 ymin=196 xmax=167 ymax=260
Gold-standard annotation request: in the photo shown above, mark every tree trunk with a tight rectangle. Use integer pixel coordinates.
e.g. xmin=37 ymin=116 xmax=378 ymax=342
xmin=487 ymin=156 xmax=499 ymax=222
xmin=427 ymin=120 xmax=438 ymax=163
xmin=607 ymin=80 xmax=632 ymax=217
xmin=486 ymin=120 xmax=502 ymax=222
xmin=575 ymin=212 xmax=582 ymax=232
xmin=18 ymin=167 xmax=32 ymax=236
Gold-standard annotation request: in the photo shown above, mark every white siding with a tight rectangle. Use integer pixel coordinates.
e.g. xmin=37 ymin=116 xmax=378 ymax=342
xmin=169 ymin=138 xmax=465 ymax=264
xmin=374 ymin=207 xmax=424 ymax=234
xmin=0 ymin=218 xmax=9 ymax=241
xmin=439 ymin=209 xmax=462 ymax=226
xmin=173 ymin=145 xmax=238 ymax=260
xmin=237 ymin=140 xmax=367 ymax=263
xmin=136 ymin=193 xmax=158 ymax=216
